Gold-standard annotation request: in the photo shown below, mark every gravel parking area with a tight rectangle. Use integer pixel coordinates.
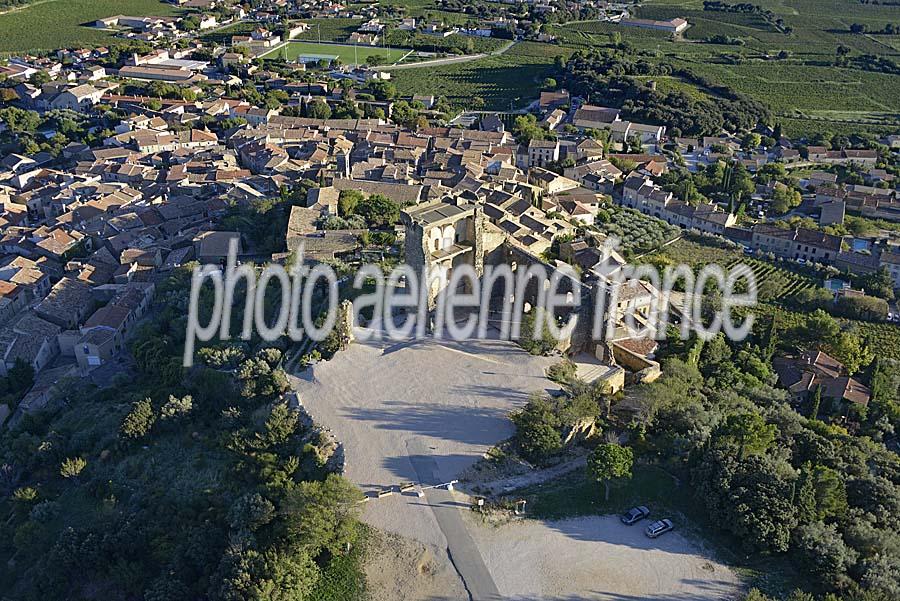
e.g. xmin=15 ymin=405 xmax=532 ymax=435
xmin=467 ymin=514 xmax=741 ymax=601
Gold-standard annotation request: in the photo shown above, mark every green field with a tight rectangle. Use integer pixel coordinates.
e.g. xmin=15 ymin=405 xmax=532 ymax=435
xmin=634 ymin=0 xmax=900 ymax=135
xmin=384 ymin=1 xmax=899 ymax=133
xmin=0 ymin=0 xmax=179 ymax=52
xmin=261 ymin=41 xmax=408 ymax=66
xmin=392 ymin=41 xmax=572 ymax=110
xmin=2 ymin=0 xmax=897 ymax=137
xmin=540 ymin=0 xmax=900 ymax=137
xmin=290 ymin=18 xmax=363 ymax=43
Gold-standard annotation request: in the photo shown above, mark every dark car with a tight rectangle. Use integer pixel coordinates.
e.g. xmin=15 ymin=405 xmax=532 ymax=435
xmin=645 ymin=518 xmax=674 ymax=538
xmin=620 ymin=505 xmax=650 ymax=525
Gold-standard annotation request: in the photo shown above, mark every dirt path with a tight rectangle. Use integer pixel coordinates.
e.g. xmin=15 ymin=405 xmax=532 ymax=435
xmin=376 ymin=40 xmax=516 ymax=71
xmin=463 ymin=455 xmax=589 ymax=497
xmin=0 ymin=0 xmax=56 ymax=16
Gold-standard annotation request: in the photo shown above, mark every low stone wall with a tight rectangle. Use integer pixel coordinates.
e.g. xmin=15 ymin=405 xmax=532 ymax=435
xmin=611 ymin=342 xmax=661 ymax=384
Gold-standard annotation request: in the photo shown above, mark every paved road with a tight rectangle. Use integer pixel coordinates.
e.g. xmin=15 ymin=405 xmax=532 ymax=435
xmin=407 ymin=439 xmax=501 ymax=601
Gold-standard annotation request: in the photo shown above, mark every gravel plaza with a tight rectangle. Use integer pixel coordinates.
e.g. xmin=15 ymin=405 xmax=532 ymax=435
xmin=292 ymin=333 xmax=741 ymax=600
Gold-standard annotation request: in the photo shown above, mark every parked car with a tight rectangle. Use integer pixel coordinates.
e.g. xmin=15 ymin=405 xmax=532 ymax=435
xmin=621 ymin=506 xmax=650 ymax=525
xmin=645 ymin=519 xmax=674 ymax=538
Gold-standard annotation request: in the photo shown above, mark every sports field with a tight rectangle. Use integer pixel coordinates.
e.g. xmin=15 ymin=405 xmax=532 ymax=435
xmin=261 ymin=41 xmax=408 ymax=66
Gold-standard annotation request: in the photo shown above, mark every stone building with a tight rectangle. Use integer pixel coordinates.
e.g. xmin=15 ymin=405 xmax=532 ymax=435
xmin=402 ymin=200 xmax=485 ymax=308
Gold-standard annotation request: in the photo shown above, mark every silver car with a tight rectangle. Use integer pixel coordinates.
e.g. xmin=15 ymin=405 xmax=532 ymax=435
xmin=645 ymin=519 xmax=674 ymax=538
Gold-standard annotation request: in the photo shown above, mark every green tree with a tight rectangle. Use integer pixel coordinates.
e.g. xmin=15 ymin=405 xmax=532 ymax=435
xmin=160 ymin=394 xmax=193 ymax=420
xmin=280 ymin=474 xmax=364 ymax=556
xmin=212 ymin=546 xmax=319 ymax=601
xmin=228 ymin=492 xmax=276 ymax=533
xmin=795 ymin=467 xmax=817 ymax=524
xmin=693 ymin=450 xmax=797 ymax=553
xmin=587 ymin=443 xmax=634 ymax=500
xmin=810 ymin=465 xmax=848 ymax=520
xmin=511 ymin=395 xmax=562 ymax=463
xmin=810 ymin=385 xmax=822 ymax=420
xmin=771 ymin=185 xmax=801 ymax=214
xmin=518 ymin=310 xmax=557 ymax=356
xmin=827 ymin=331 xmax=874 ymax=375
xmin=834 ymin=294 xmax=890 ymax=321
xmin=512 ymin=114 xmax=552 ymax=144
xmin=741 ymin=132 xmax=762 ymax=150
xmin=792 ymin=521 xmax=857 ymax=587
xmin=338 ymin=189 xmax=364 ymax=216
xmin=354 ymin=194 xmax=399 ymax=227
xmin=307 ymin=99 xmax=331 ymax=120
xmin=7 ymin=358 xmax=34 ymax=394
xmin=714 ymin=413 xmax=777 ymax=459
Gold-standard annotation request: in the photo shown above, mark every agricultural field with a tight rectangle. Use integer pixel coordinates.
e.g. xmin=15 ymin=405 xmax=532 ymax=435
xmin=261 ymin=42 xmax=409 ymax=66
xmin=290 ymin=18 xmax=363 ymax=43
xmin=596 ymin=206 xmax=681 ymax=254
xmin=547 ymin=0 xmax=900 ymax=137
xmin=0 ymin=0 xmax=179 ymax=52
xmin=724 ymin=256 xmax=818 ymax=302
xmin=656 ymin=235 xmax=743 ymax=267
xmin=384 ymin=29 xmax=506 ymax=54
xmin=548 ymin=19 xmax=672 ymax=48
xmin=679 ymin=60 xmax=900 ymax=114
xmin=655 ymin=235 xmax=820 ymax=303
xmin=197 ymin=21 xmax=255 ymax=45
xmin=391 ymin=41 xmax=571 ymax=110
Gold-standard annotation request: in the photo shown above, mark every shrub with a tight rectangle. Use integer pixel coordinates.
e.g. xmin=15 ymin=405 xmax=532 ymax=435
xmin=120 ymin=398 xmax=156 ymax=440
xmin=160 ymin=395 xmax=194 ymax=420
xmin=547 ymin=359 xmax=578 ymax=385
xmin=59 ymin=457 xmax=87 ymax=479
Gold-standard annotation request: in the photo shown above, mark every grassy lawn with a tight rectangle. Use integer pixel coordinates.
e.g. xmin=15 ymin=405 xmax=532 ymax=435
xmin=262 ymin=41 xmax=408 ymax=66
xmin=0 ymin=0 xmax=179 ymax=52
xmin=514 ymin=463 xmax=806 ymax=597
xmin=520 ymin=464 xmax=688 ymax=521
